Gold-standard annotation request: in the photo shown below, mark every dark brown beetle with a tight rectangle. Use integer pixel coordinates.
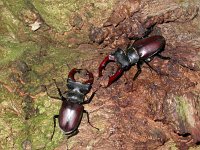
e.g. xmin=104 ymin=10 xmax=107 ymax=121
xmin=46 ymin=68 xmax=98 ymax=140
xmin=99 ymin=35 xmax=170 ymax=86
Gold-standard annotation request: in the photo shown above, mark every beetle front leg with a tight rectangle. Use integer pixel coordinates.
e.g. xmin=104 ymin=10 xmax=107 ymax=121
xmin=53 ymin=79 xmax=65 ymax=100
xmin=133 ymin=62 xmax=142 ymax=80
xmin=84 ymin=110 xmax=99 ymax=131
xmin=51 ymin=115 xmax=59 ymax=140
xmin=82 ymin=91 xmax=96 ymax=104
xmin=44 ymin=85 xmax=62 ymax=100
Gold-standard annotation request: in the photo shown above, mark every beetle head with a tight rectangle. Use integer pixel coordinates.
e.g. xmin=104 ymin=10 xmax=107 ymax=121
xmin=67 ymin=68 xmax=94 ymax=94
xmin=98 ymin=48 xmax=130 ymax=87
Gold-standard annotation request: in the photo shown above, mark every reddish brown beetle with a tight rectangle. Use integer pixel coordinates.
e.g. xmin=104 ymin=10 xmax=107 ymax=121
xmin=46 ymin=68 xmax=98 ymax=140
xmin=99 ymin=35 xmax=170 ymax=86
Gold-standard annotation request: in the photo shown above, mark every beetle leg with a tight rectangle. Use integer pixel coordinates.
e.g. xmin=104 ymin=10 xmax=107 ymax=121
xmin=107 ymin=68 xmax=124 ymax=87
xmin=144 ymin=61 xmax=169 ymax=76
xmin=44 ymin=85 xmax=63 ymax=100
xmin=144 ymin=61 xmax=159 ymax=74
xmin=66 ymin=130 xmax=79 ymax=139
xmin=83 ymin=110 xmax=99 ymax=131
xmin=156 ymin=54 xmax=170 ymax=60
xmin=51 ymin=115 xmax=59 ymax=140
xmin=53 ymin=79 xmax=65 ymax=100
xmin=82 ymin=91 xmax=96 ymax=104
xmin=98 ymin=55 xmax=115 ymax=77
xmin=133 ymin=62 xmax=143 ymax=80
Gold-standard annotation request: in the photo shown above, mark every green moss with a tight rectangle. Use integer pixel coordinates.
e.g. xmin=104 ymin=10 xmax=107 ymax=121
xmin=0 ymin=91 xmax=27 ymax=149
xmin=175 ymin=96 xmax=195 ymax=127
xmin=28 ymin=96 xmax=63 ymax=149
xmin=1 ymin=0 xmax=26 ymax=18
xmin=176 ymin=96 xmax=187 ymax=121
xmin=0 ymin=38 xmax=39 ymax=65
xmin=0 ymin=118 xmax=27 ymax=149
xmin=32 ymin=0 xmax=80 ymax=31
xmin=0 ymin=3 xmax=20 ymax=39
xmin=0 ymin=84 xmax=63 ymax=149
xmin=32 ymin=0 xmax=115 ymax=31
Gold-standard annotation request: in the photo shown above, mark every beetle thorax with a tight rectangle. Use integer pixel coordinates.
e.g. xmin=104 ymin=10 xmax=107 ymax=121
xmin=67 ymin=89 xmax=85 ymax=103
xmin=112 ymin=48 xmax=131 ymax=70
xmin=67 ymin=79 xmax=91 ymax=103
xmin=127 ymin=47 xmax=139 ymax=65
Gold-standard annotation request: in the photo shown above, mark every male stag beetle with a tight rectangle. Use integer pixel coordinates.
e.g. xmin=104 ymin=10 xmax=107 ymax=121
xmin=99 ymin=35 xmax=170 ymax=87
xmin=45 ymin=68 xmax=99 ymax=140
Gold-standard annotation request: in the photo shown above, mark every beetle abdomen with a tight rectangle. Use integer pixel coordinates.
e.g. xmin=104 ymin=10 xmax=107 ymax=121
xmin=59 ymin=101 xmax=84 ymax=134
xmin=133 ymin=35 xmax=166 ymax=60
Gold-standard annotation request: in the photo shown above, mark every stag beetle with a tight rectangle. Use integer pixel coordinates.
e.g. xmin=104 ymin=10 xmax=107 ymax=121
xmin=45 ymin=68 xmax=99 ymax=140
xmin=99 ymin=35 xmax=170 ymax=87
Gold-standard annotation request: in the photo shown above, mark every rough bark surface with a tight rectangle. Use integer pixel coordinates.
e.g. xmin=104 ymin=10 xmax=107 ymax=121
xmin=0 ymin=0 xmax=200 ymax=150
xmin=88 ymin=0 xmax=200 ymax=150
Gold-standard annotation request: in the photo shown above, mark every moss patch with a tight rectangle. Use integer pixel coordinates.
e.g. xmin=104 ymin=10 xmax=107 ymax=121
xmin=175 ymin=96 xmax=195 ymax=128
xmin=32 ymin=0 xmax=115 ymax=31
